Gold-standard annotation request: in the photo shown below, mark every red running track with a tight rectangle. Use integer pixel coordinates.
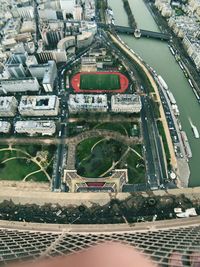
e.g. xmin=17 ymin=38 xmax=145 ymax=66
xmin=70 ymin=72 xmax=129 ymax=93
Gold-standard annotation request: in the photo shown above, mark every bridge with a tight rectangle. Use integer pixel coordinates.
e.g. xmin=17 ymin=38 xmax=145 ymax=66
xmin=98 ymin=23 xmax=170 ymax=41
xmin=114 ymin=25 xmax=170 ymax=40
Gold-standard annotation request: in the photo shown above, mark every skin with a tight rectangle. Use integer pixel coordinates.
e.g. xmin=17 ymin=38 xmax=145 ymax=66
xmin=8 ymin=243 xmax=200 ymax=267
xmin=9 ymin=243 xmax=156 ymax=267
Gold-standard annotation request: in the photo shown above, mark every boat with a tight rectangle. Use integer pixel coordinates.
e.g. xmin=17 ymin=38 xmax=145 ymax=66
xmin=181 ymin=131 xmax=192 ymax=158
xmin=172 ymin=104 xmax=180 ymax=116
xmin=178 ymin=61 xmax=184 ymax=70
xmin=189 ymin=117 xmax=200 ymax=139
xmin=188 ymin=79 xmax=194 ymax=88
xmin=168 ymin=45 xmax=175 ymax=55
xmin=167 ymin=90 xmax=176 ymax=105
xmin=177 ymin=119 xmax=182 ymax=130
xmin=158 ymin=75 xmax=168 ymax=90
xmin=192 ymin=88 xmax=200 ymax=102
xmin=175 ymin=54 xmax=180 ymax=61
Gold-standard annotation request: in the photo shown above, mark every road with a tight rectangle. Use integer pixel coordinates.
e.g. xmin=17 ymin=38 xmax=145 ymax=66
xmin=99 ymin=30 xmax=166 ymax=188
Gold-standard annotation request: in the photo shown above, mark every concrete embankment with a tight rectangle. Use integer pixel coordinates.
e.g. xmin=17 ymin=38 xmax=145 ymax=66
xmin=1 ymin=185 xmax=200 ymax=207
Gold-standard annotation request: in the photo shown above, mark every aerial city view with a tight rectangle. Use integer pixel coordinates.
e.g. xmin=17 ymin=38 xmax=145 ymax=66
xmin=0 ymin=0 xmax=200 ymax=265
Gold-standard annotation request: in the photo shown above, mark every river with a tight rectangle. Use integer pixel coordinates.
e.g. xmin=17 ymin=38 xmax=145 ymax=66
xmin=108 ymin=0 xmax=200 ymax=187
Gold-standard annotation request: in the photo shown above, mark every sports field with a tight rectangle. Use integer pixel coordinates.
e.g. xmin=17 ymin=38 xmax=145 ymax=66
xmin=80 ymin=73 xmax=120 ymax=90
xmin=71 ymin=72 xmax=129 ymax=93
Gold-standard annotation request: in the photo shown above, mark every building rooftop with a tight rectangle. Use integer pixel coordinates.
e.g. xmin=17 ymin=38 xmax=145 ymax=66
xmin=19 ymin=95 xmax=58 ymax=111
xmin=42 ymin=61 xmax=56 ymax=85
xmin=15 ymin=120 xmax=56 ymax=130
xmin=112 ymin=94 xmax=141 ymax=105
xmin=0 ymin=121 xmax=11 ymax=132
xmin=0 ymin=96 xmax=17 ymax=110
xmin=68 ymin=94 xmax=107 ymax=106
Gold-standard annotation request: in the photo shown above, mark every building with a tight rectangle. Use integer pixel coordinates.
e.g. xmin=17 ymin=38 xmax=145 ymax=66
xmin=64 ymin=169 xmax=128 ymax=193
xmin=38 ymin=8 xmax=58 ymax=20
xmin=73 ymin=4 xmax=83 ymax=20
xmin=0 ymin=78 xmax=40 ymax=94
xmin=7 ymin=53 xmax=28 ymax=65
xmin=18 ymin=95 xmax=59 ymax=117
xmin=41 ymin=21 xmax=64 ymax=48
xmin=42 ymin=61 xmax=57 ymax=92
xmin=60 ymin=0 xmax=75 ymax=13
xmin=0 ymin=121 xmax=11 ymax=133
xmin=68 ymin=94 xmax=108 ymax=113
xmin=28 ymin=64 xmax=47 ymax=79
xmin=28 ymin=61 xmax=57 ymax=88
xmin=26 ymin=56 xmax=38 ymax=67
xmin=84 ymin=0 xmax=95 ymax=20
xmin=20 ymin=21 xmax=36 ymax=33
xmin=81 ymin=57 xmax=97 ymax=72
xmin=57 ymin=36 xmax=76 ymax=51
xmin=155 ymin=0 xmax=173 ymax=17
xmin=16 ymin=6 xmax=34 ymax=19
xmin=5 ymin=53 xmax=28 ymax=79
xmin=0 ymin=96 xmax=18 ymax=117
xmin=15 ymin=120 xmax=56 ymax=135
xmin=77 ymin=32 xmax=93 ymax=49
xmin=5 ymin=64 xmax=26 ymax=78
xmin=36 ymin=50 xmax=68 ymax=64
xmin=111 ymin=94 xmax=142 ymax=113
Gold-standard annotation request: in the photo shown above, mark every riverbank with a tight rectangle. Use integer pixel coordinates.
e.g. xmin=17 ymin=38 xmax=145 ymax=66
xmin=108 ymin=33 xmax=177 ymax=170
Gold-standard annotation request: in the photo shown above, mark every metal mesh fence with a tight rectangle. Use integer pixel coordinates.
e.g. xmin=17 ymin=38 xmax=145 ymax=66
xmin=0 ymin=222 xmax=200 ymax=266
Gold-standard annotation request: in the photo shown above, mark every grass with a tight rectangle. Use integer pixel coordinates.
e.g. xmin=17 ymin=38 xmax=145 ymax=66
xmin=116 ymin=145 xmax=146 ymax=184
xmin=26 ymin=171 xmax=49 ymax=182
xmin=76 ymin=137 xmax=103 ymax=163
xmin=67 ymin=121 xmax=140 ymax=137
xmin=0 ymin=144 xmax=56 ymax=182
xmin=0 ymin=150 xmax=25 ymax=162
xmin=76 ymin=139 xmax=127 ymax=178
xmin=95 ymin=123 xmax=127 ymax=135
xmin=80 ymin=73 xmax=120 ymax=90
xmin=157 ymin=120 xmax=171 ymax=166
xmin=0 ymin=158 xmax=39 ymax=181
xmin=68 ymin=122 xmax=96 ymax=137
xmin=76 ymin=139 xmax=146 ymax=183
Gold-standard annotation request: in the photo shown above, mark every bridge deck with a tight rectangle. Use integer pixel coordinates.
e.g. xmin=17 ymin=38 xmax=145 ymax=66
xmin=98 ymin=23 xmax=170 ymax=41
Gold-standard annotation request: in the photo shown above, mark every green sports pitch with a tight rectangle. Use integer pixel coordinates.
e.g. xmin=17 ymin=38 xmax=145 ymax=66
xmin=80 ymin=73 xmax=120 ymax=90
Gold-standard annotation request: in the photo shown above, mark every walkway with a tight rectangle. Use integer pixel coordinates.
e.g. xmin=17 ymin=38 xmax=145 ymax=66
xmin=68 ymin=129 xmax=142 ymax=146
xmin=0 ymin=147 xmax=51 ymax=182
xmin=65 ymin=129 xmax=142 ymax=170
xmin=0 ymin=129 xmax=141 ymax=147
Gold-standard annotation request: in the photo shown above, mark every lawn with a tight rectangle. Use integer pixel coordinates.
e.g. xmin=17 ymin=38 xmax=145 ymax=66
xmin=0 ymin=150 xmax=25 ymax=162
xmin=0 ymin=144 xmax=56 ymax=182
xmin=76 ymin=137 xmax=103 ymax=162
xmin=76 ymin=139 xmax=146 ymax=183
xmin=26 ymin=171 xmax=49 ymax=182
xmin=95 ymin=122 xmax=127 ymax=135
xmin=0 ymin=158 xmax=39 ymax=181
xmin=80 ymin=73 xmax=120 ymax=90
xmin=76 ymin=139 xmax=127 ymax=178
xmin=116 ymin=145 xmax=146 ymax=184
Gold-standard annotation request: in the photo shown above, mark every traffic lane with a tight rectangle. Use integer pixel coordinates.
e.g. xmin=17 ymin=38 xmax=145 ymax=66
xmin=54 ymin=144 xmax=63 ymax=189
xmin=146 ymin=97 xmax=165 ymax=184
xmin=141 ymin=97 xmax=157 ymax=187
xmin=142 ymin=95 xmax=164 ymax=187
